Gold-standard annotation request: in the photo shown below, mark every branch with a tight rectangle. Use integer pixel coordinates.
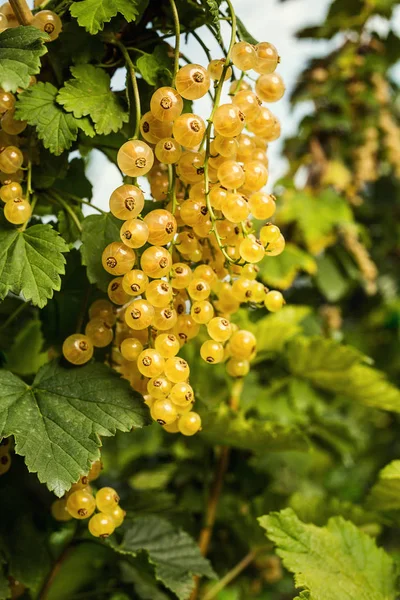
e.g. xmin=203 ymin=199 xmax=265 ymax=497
xmin=9 ymin=0 xmax=33 ymax=24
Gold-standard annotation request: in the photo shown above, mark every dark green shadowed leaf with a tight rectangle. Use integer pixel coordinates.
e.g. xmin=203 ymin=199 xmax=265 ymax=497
xmin=111 ymin=515 xmax=215 ymax=600
xmin=136 ymin=46 xmax=173 ymax=86
xmin=0 ymin=361 xmax=151 ymax=496
xmin=0 ymin=26 xmax=48 ymax=92
xmin=80 ymin=212 xmax=121 ymax=291
xmin=236 ymin=16 xmax=258 ymax=45
xmin=0 ymin=224 xmax=69 ymax=308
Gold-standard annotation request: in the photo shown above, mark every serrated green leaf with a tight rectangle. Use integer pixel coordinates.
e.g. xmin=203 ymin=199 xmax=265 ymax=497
xmin=111 ymin=516 xmax=215 ymax=600
xmin=367 ymin=460 xmax=400 ymax=511
xmin=15 ymin=82 xmax=79 ymax=155
xmin=33 ymin=150 xmax=69 ymax=190
xmin=70 ymin=0 xmax=147 ymax=34
xmin=259 ymin=508 xmax=396 ymax=600
xmin=202 ymin=0 xmax=222 ymax=42
xmin=286 ymin=337 xmax=400 ymax=412
xmin=57 ymin=65 xmax=128 ymax=135
xmin=4 ymin=319 xmax=47 ymax=376
xmin=0 ymin=26 xmax=48 ymax=92
xmin=80 ymin=212 xmax=121 ymax=291
xmin=278 ymin=188 xmax=353 ymax=254
xmin=0 ymin=224 xmax=69 ymax=308
xmin=136 ymin=46 xmax=173 ymax=86
xmin=201 ymin=404 xmax=308 ymax=452
xmin=260 ymin=243 xmax=317 ymax=289
xmin=0 ymin=360 xmax=150 ymax=496
xmin=236 ymin=16 xmax=258 ymax=45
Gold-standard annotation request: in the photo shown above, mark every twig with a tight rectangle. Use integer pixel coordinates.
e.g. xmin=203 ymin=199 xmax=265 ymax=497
xmin=9 ymin=0 xmax=32 ymax=24
xmin=191 ymin=379 xmax=243 ymax=600
xmin=168 ymin=0 xmax=181 ymax=84
xmin=192 ymin=30 xmax=212 ymax=63
xmin=202 ymin=550 xmax=258 ymax=600
xmin=0 ymin=301 xmax=29 ymax=332
xmin=115 ymin=42 xmax=141 ymax=140
xmin=50 ymin=191 xmax=83 ymax=233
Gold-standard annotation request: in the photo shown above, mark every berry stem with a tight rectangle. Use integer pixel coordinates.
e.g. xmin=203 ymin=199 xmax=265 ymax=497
xmin=26 ymin=159 xmax=33 ymax=203
xmin=8 ymin=0 xmax=33 ymax=24
xmin=115 ymin=42 xmax=141 ymax=140
xmin=167 ymin=164 xmax=177 ymax=214
xmin=168 ymin=0 xmax=181 ymax=85
xmin=201 ymin=0 xmax=239 ymax=265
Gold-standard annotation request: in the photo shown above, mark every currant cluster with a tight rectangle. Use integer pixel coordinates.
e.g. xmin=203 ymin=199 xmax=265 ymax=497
xmin=51 ymin=460 xmax=126 ymax=538
xmin=0 ymin=437 xmax=12 ymax=476
xmin=0 ymin=2 xmax=61 ymax=38
xmin=62 ymin=39 xmax=286 ymax=436
xmin=0 ymin=2 xmax=60 ymax=225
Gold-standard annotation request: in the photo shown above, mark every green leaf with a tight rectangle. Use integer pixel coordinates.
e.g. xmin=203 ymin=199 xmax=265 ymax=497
xmin=57 ymin=65 xmax=128 ymax=135
xmin=314 ymin=254 xmax=350 ymax=302
xmin=57 ymin=208 xmax=84 ymax=244
xmin=0 ymin=360 xmax=150 ymax=496
xmin=278 ymin=188 xmax=353 ymax=254
xmin=15 ymin=82 xmax=79 ymax=155
xmin=367 ymin=460 xmax=400 ymax=511
xmin=70 ymin=0 xmax=147 ymax=34
xmin=286 ymin=337 xmax=400 ymax=412
xmin=136 ymin=46 xmax=173 ymax=86
xmin=111 ymin=516 xmax=215 ymax=600
xmin=53 ymin=157 xmax=93 ymax=199
xmin=45 ymin=543 xmax=110 ymax=600
xmin=0 ymin=26 xmax=48 ymax=93
xmin=239 ymin=306 xmax=311 ymax=354
xmin=80 ymin=212 xmax=121 ymax=291
xmin=4 ymin=319 xmax=47 ymax=376
xmin=260 ymin=243 xmax=317 ymax=290
xmin=236 ymin=16 xmax=258 ymax=45
xmin=201 ymin=404 xmax=308 ymax=452
xmin=259 ymin=508 xmax=396 ymax=600
xmin=202 ymin=0 xmax=222 ymax=42
xmin=0 ymin=224 xmax=69 ymax=308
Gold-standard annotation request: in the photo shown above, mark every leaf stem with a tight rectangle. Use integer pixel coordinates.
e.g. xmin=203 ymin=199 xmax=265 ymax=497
xmin=0 ymin=301 xmax=29 ymax=333
xmin=51 ymin=192 xmax=83 ymax=234
xmin=202 ymin=550 xmax=261 ymax=600
xmin=8 ymin=0 xmax=32 ymax=24
xmin=168 ymin=0 xmax=180 ymax=84
xmin=191 ymin=30 xmax=212 ymax=63
xmin=58 ymin=192 xmax=106 ymax=215
xmin=115 ymin=42 xmax=141 ymax=140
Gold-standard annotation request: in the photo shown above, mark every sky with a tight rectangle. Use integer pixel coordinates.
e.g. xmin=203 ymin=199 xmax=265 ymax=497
xmin=85 ymin=0 xmax=399 ymax=212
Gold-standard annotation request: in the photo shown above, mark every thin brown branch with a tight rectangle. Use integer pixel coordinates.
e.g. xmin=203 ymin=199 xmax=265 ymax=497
xmin=191 ymin=379 xmax=244 ymax=600
xmin=9 ymin=0 xmax=33 ymax=24
xmin=202 ymin=550 xmax=258 ymax=600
